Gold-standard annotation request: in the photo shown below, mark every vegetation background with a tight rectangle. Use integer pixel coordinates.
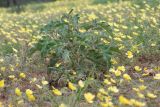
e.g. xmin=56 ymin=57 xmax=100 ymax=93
xmin=0 ymin=0 xmax=160 ymax=107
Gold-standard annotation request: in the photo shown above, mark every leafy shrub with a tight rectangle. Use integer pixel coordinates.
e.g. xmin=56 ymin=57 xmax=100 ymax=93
xmin=30 ymin=10 xmax=119 ymax=79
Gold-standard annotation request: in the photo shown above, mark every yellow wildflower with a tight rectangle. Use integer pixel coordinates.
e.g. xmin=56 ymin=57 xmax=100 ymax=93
xmin=0 ymin=101 xmax=2 ymax=107
xmin=25 ymin=89 xmax=35 ymax=102
xmin=139 ymin=85 xmax=147 ymax=91
xmin=1 ymin=67 xmax=6 ymax=72
xmin=123 ymin=74 xmax=131 ymax=81
xmin=100 ymin=101 xmax=113 ymax=107
xmin=15 ymin=87 xmax=22 ymax=96
xmin=10 ymin=66 xmax=14 ymax=72
xmin=19 ymin=73 xmax=26 ymax=78
xmin=8 ymin=75 xmax=15 ymax=79
xmin=25 ymin=89 xmax=33 ymax=95
xmin=36 ymin=84 xmax=42 ymax=89
xmin=108 ymin=86 xmax=119 ymax=93
xmin=84 ymin=92 xmax=95 ymax=103
xmin=117 ymin=66 xmax=125 ymax=72
xmin=0 ymin=80 xmax=5 ymax=88
xmin=30 ymin=78 xmax=37 ymax=83
xmin=59 ymin=103 xmax=67 ymax=107
xmin=97 ymin=93 xmax=105 ymax=101
xmin=99 ymin=88 xmax=107 ymax=95
xmin=52 ymin=88 xmax=62 ymax=96
xmin=111 ymin=58 xmax=117 ymax=65
xmin=78 ymin=80 xmax=84 ymax=88
xmin=41 ymin=80 xmax=48 ymax=85
xmin=126 ymin=51 xmax=133 ymax=58
xmin=130 ymin=99 xmax=145 ymax=107
xmin=134 ymin=66 xmax=142 ymax=72
xmin=27 ymin=94 xmax=36 ymax=102
xmin=137 ymin=92 xmax=145 ymax=98
xmin=132 ymin=88 xmax=140 ymax=92
xmin=17 ymin=99 xmax=24 ymax=104
xmin=55 ymin=62 xmax=61 ymax=67
xmin=114 ymin=70 xmax=121 ymax=77
xmin=0 ymin=58 xmax=4 ymax=63
xmin=109 ymin=68 xmax=116 ymax=73
xmin=68 ymin=82 xmax=77 ymax=91
xmin=154 ymin=73 xmax=160 ymax=80
xmin=8 ymin=103 xmax=13 ymax=107
xmin=110 ymin=78 xmax=116 ymax=84
xmin=142 ymin=73 xmax=149 ymax=76
xmin=139 ymin=79 xmax=144 ymax=83
xmin=147 ymin=92 xmax=157 ymax=99
xmin=103 ymin=79 xmax=111 ymax=85
xmin=119 ymin=95 xmax=131 ymax=105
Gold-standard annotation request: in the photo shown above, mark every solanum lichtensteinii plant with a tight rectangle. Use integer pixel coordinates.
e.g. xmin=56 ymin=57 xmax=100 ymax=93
xmin=30 ymin=10 xmax=119 ymax=80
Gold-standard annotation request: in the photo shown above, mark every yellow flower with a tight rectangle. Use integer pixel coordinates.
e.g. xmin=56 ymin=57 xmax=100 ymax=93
xmin=17 ymin=99 xmax=24 ymax=104
xmin=84 ymin=92 xmax=95 ymax=103
xmin=97 ymin=93 xmax=105 ymax=101
xmin=119 ymin=95 xmax=131 ymax=105
xmin=78 ymin=80 xmax=84 ymax=88
xmin=52 ymin=88 xmax=62 ymax=96
xmin=137 ymin=92 xmax=145 ymax=98
xmin=130 ymin=99 xmax=145 ymax=107
xmin=0 ymin=58 xmax=4 ymax=63
xmin=154 ymin=73 xmax=160 ymax=80
xmin=88 ymin=13 xmax=98 ymax=20
xmin=30 ymin=78 xmax=37 ymax=83
xmin=15 ymin=87 xmax=22 ymax=96
xmin=1 ymin=67 xmax=6 ymax=72
xmin=117 ymin=66 xmax=125 ymax=72
xmin=0 ymin=101 xmax=2 ymax=107
xmin=100 ymin=101 xmax=113 ymax=107
xmin=142 ymin=73 xmax=149 ymax=76
xmin=10 ymin=66 xmax=14 ymax=72
xmin=139 ymin=85 xmax=147 ymax=91
xmin=41 ymin=80 xmax=48 ymax=85
xmin=0 ymin=80 xmax=5 ymax=88
xmin=25 ymin=89 xmax=33 ymax=95
xmin=8 ymin=75 xmax=15 ymax=79
xmin=55 ymin=62 xmax=61 ymax=67
xmin=8 ymin=103 xmax=13 ymax=107
xmin=134 ymin=66 xmax=142 ymax=72
xmin=108 ymin=86 xmax=119 ymax=93
xmin=104 ymin=74 xmax=111 ymax=78
xmin=123 ymin=74 xmax=131 ymax=81
xmin=68 ymin=82 xmax=77 ymax=91
xmin=99 ymin=88 xmax=108 ymax=95
xmin=59 ymin=103 xmax=67 ymax=107
xmin=27 ymin=94 xmax=36 ymax=102
xmin=126 ymin=51 xmax=133 ymax=58
xmin=25 ymin=89 xmax=35 ymax=102
xmin=103 ymin=79 xmax=111 ymax=85
xmin=36 ymin=84 xmax=42 ymax=89
xmin=132 ymin=88 xmax=140 ymax=92
xmin=147 ymin=92 xmax=157 ymax=99
xmin=111 ymin=58 xmax=117 ymax=65
xmin=72 ymin=71 xmax=76 ymax=75
xmin=110 ymin=78 xmax=116 ymax=84
xmin=19 ymin=73 xmax=26 ymax=78
xmin=114 ymin=70 xmax=121 ymax=77
xmin=139 ymin=79 xmax=144 ymax=83
xmin=109 ymin=68 xmax=116 ymax=73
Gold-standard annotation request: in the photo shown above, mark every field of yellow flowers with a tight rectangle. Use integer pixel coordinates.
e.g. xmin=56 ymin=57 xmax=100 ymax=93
xmin=0 ymin=0 xmax=160 ymax=107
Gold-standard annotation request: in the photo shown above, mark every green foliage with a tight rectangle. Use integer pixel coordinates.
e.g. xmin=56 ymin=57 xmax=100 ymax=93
xmin=30 ymin=10 xmax=119 ymax=77
xmin=132 ymin=0 xmax=160 ymax=7
xmin=0 ymin=41 xmax=19 ymax=56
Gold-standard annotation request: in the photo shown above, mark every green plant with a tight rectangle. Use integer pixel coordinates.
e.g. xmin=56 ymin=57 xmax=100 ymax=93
xmin=30 ymin=10 xmax=119 ymax=79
